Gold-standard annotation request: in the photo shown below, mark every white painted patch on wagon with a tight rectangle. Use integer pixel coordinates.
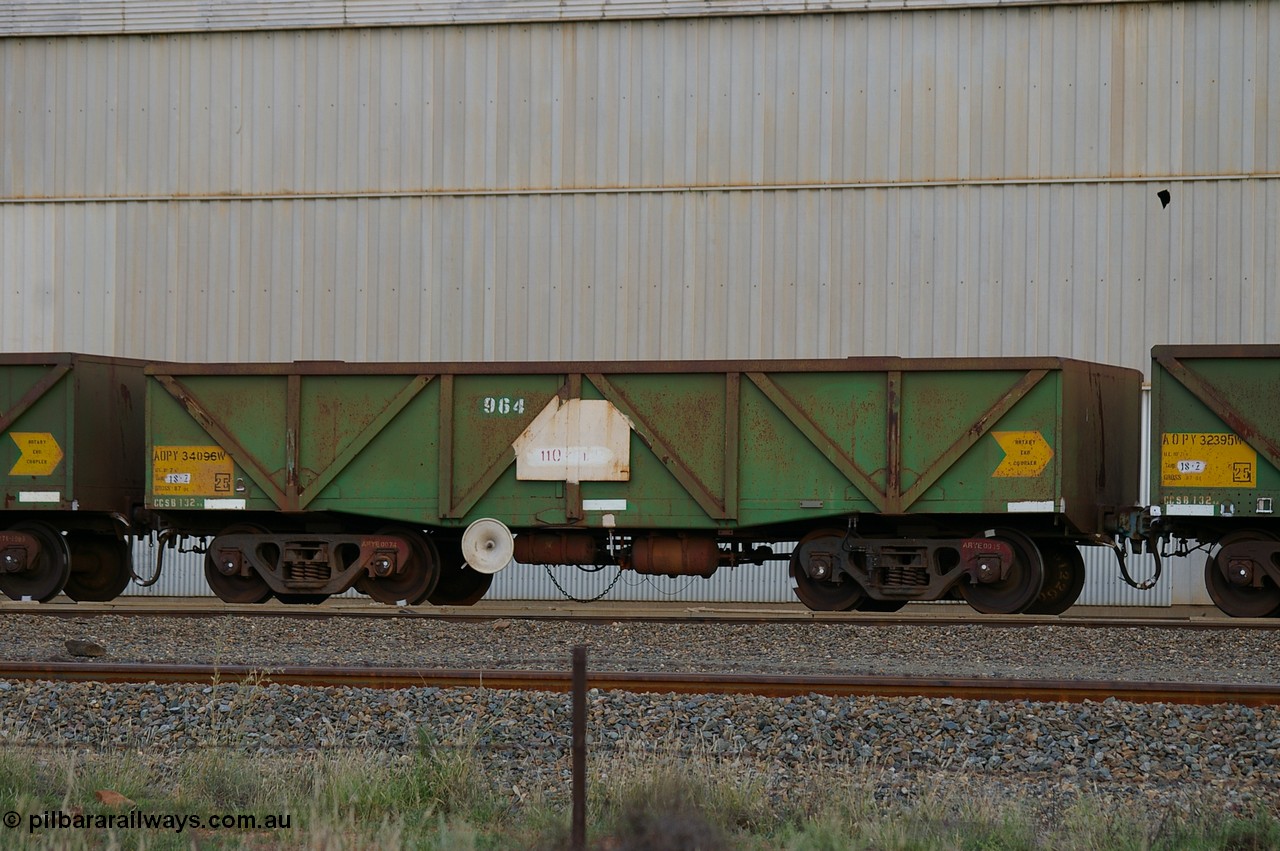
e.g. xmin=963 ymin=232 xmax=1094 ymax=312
xmin=513 ymin=398 xmax=632 ymax=483
xmin=17 ymin=491 xmax=60 ymax=503
xmin=1006 ymin=500 xmax=1055 ymax=512
xmin=1164 ymin=504 xmax=1215 ymax=516
xmin=583 ymin=499 xmax=627 ymax=511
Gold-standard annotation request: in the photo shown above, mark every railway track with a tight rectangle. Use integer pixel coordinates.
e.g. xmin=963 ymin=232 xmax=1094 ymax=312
xmin=3 ymin=600 xmax=1278 ymax=630
xmin=1 ymin=661 xmax=1277 ymax=706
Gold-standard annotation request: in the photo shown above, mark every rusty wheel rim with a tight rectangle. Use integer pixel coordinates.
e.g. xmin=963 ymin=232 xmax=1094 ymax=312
xmin=1023 ymin=543 xmax=1085 ymax=616
xmin=957 ymin=528 xmax=1045 ymax=615
xmin=0 ymin=522 xmax=71 ymax=603
xmin=358 ymin=530 xmax=440 ymax=605
xmin=63 ymin=535 xmax=133 ymax=602
xmin=790 ymin=529 xmax=865 ymax=612
xmin=204 ymin=524 xmax=273 ymax=604
xmin=1205 ymin=530 xmax=1280 ymax=618
xmin=427 ymin=548 xmax=493 ymax=606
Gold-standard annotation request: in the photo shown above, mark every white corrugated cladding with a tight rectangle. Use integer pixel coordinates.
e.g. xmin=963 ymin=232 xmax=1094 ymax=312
xmin=124 ymin=539 xmax=805 ymax=602
xmin=2 ymin=3 xmax=1279 ymax=372
xmin=0 ymin=0 xmax=1158 ymax=36
xmin=4 ymin=184 xmax=1277 ymax=365
xmin=125 ymin=542 xmax=1184 ymax=605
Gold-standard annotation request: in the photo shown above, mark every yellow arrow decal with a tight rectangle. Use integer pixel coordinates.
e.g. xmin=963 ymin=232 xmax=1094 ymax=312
xmin=992 ymin=431 xmax=1053 ymax=478
xmin=9 ymin=432 xmax=65 ymax=476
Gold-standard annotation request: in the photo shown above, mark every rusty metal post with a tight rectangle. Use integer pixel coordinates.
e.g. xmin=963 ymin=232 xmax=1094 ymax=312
xmin=571 ymin=644 xmax=587 ymax=851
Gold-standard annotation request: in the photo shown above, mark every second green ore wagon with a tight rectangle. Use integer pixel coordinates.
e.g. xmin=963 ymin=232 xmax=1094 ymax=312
xmin=1150 ymin=346 xmax=1280 ymax=617
xmin=145 ymin=357 xmax=1142 ymax=614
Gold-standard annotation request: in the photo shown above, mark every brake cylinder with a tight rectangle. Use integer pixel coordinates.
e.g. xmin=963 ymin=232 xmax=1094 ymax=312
xmin=630 ymin=537 xmax=720 ymax=578
xmin=513 ymin=534 xmax=599 ymax=566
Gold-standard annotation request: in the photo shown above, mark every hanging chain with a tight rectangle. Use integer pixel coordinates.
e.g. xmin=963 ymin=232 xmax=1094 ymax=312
xmin=542 ymin=564 xmax=626 ymax=603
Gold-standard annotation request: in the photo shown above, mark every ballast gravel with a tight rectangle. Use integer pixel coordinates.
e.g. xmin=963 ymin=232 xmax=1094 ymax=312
xmin=0 ymin=611 xmax=1276 ymax=683
xmin=0 ymin=681 xmax=1278 ymax=819
xmin=1 ymin=611 xmax=1278 ymax=820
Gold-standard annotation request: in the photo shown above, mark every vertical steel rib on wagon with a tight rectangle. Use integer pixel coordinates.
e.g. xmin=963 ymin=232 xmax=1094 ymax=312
xmin=1151 ymin=346 xmax=1280 ymax=617
xmin=0 ymin=353 xmax=147 ymax=602
xmin=144 ymin=357 xmax=1142 ymax=614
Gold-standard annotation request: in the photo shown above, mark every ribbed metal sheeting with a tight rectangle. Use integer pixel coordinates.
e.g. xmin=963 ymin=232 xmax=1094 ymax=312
xmin=119 ymin=538 xmax=799 ymax=602
xmin=4 ymin=181 xmax=1278 ymax=372
xmin=0 ymin=0 xmax=1157 ymax=37
xmin=4 ymin=3 xmax=1279 ymax=372
xmin=6 ymin=8 xmax=1278 ymax=196
xmin=121 ymin=538 xmax=1178 ymax=606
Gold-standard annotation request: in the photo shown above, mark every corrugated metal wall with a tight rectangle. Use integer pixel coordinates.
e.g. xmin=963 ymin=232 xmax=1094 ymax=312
xmin=6 ymin=8 xmax=1279 ymax=195
xmin=123 ymin=539 xmax=805 ymax=602
xmin=123 ymin=540 xmax=1183 ymax=605
xmin=0 ymin=0 xmax=1159 ymax=36
xmin=3 ymin=182 xmax=1278 ymax=369
xmin=3 ymin=3 xmax=1279 ymax=373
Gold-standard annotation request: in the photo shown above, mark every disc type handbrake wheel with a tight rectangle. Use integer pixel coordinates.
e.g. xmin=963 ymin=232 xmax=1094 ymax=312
xmin=1204 ymin=530 xmax=1280 ymax=618
xmin=957 ymin=528 xmax=1045 ymax=615
xmin=790 ymin=528 xmax=866 ymax=612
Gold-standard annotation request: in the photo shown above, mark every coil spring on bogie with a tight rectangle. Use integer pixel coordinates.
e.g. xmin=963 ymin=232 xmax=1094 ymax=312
xmin=884 ymin=564 xmax=929 ymax=587
xmin=286 ymin=562 xmax=329 ymax=584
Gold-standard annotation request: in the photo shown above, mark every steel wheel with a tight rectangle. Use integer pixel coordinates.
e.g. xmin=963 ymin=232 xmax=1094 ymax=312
xmin=957 ymin=528 xmax=1045 ymax=615
xmin=63 ymin=534 xmax=133 ymax=602
xmin=1024 ymin=542 xmax=1086 ymax=615
xmin=427 ymin=546 xmax=494 ymax=606
xmin=0 ymin=522 xmax=71 ymax=602
xmin=789 ymin=529 xmax=865 ymax=612
xmin=357 ymin=530 xmax=440 ymax=605
xmin=204 ymin=524 xmax=274 ymax=604
xmin=1205 ymin=530 xmax=1280 ymax=618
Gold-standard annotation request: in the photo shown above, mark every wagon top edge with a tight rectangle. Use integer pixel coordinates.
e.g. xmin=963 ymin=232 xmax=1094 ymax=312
xmin=141 ymin=356 xmax=1142 ymax=378
xmin=0 ymin=352 xmax=150 ymax=368
xmin=1152 ymin=345 xmax=1280 ymax=361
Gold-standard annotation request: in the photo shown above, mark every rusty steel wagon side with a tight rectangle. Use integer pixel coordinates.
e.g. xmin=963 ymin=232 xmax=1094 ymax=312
xmin=1 ymin=353 xmax=147 ymax=602
xmin=144 ymin=357 xmax=1142 ymax=614
xmin=1151 ymin=345 xmax=1280 ymax=618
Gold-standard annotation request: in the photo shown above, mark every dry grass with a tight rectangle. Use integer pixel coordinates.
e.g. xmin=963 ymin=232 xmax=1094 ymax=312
xmin=0 ymin=743 xmax=1276 ymax=850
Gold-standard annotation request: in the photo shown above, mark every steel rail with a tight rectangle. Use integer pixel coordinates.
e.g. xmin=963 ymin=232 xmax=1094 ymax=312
xmin=1 ymin=661 xmax=1277 ymax=706
xmin=3 ymin=600 xmax=1278 ymax=630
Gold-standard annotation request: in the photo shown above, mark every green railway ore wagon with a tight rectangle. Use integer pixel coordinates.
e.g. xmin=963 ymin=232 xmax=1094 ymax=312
xmin=1151 ymin=345 xmax=1280 ymax=617
xmin=145 ymin=358 xmax=1141 ymax=614
xmin=1 ymin=353 xmax=146 ymax=602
